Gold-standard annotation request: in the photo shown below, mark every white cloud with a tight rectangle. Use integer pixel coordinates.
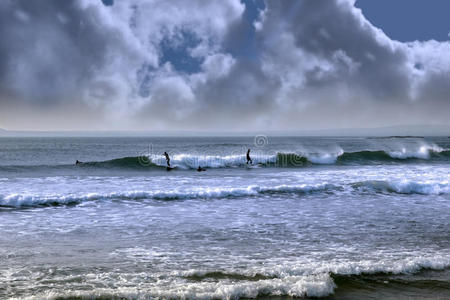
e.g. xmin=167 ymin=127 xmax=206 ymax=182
xmin=201 ymin=53 xmax=236 ymax=79
xmin=0 ymin=0 xmax=449 ymax=130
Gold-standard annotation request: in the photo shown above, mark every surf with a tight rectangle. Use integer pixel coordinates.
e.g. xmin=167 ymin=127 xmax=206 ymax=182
xmin=107 ymin=149 xmax=450 ymax=169
xmin=0 ymin=147 xmax=448 ymax=173
xmin=2 ymin=179 xmax=449 ymax=208
xmin=42 ymin=256 xmax=449 ymax=299
xmin=77 ymin=147 xmax=448 ymax=169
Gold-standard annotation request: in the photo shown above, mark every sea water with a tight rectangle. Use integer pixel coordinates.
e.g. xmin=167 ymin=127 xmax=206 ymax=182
xmin=0 ymin=136 xmax=449 ymax=299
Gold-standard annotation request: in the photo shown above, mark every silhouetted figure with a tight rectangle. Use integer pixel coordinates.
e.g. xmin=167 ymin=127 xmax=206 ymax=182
xmin=246 ymin=148 xmax=252 ymax=165
xmin=163 ymin=152 xmax=171 ymax=167
xmin=75 ymin=160 xmax=82 ymax=165
xmin=197 ymin=166 xmax=206 ymax=172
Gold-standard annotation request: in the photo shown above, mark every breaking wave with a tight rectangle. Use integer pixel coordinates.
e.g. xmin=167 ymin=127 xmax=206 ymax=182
xmin=0 ymin=183 xmax=335 ymax=207
xmin=24 ymin=255 xmax=450 ymax=299
xmin=2 ymin=179 xmax=449 ymax=207
xmin=354 ymin=180 xmax=450 ymax=195
xmin=0 ymin=144 xmax=447 ymax=172
xmin=76 ymin=148 xmax=449 ymax=169
xmin=172 ymin=256 xmax=450 ymax=299
xmin=338 ymin=146 xmax=447 ymax=164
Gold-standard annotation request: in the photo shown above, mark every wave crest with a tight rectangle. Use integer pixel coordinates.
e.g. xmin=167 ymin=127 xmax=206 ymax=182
xmin=2 ymin=179 xmax=449 ymax=208
xmin=0 ymin=183 xmax=334 ymax=207
xmin=74 ymin=148 xmax=449 ymax=170
xmin=1 ymin=147 xmax=448 ymax=172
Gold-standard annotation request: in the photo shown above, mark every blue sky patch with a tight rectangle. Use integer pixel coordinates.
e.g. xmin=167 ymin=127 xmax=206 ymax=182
xmin=159 ymin=31 xmax=203 ymax=74
xmin=101 ymin=0 xmax=114 ymax=6
xmin=356 ymin=0 xmax=450 ymax=42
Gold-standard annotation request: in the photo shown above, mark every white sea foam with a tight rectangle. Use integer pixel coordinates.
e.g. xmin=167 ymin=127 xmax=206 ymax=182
xmin=0 ymin=183 xmax=333 ymax=207
xmin=2 ymin=178 xmax=449 ymax=207
xmin=387 ymin=143 xmax=443 ymax=159
xmin=305 ymin=149 xmax=344 ymax=164
xmin=389 ymin=180 xmax=450 ymax=194
xmin=17 ymin=274 xmax=337 ymax=300
xmin=176 ymin=254 xmax=450 ymax=279
xmin=145 ymin=144 xmax=445 ymax=169
xmin=18 ymin=255 xmax=450 ymax=300
xmin=266 ymin=255 xmax=450 ymax=278
xmin=150 ymin=149 xmax=344 ymax=168
xmin=150 ymin=154 xmax=277 ymax=169
xmin=150 ymin=273 xmax=336 ymax=299
xmin=166 ymin=255 xmax=450 ymax=299
xmin=361 ymin=180 xmax=450 ymax=195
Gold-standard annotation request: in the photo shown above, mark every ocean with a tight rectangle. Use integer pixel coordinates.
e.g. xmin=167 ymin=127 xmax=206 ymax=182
xmin=0 ymin=136 xmax=449 ymax=299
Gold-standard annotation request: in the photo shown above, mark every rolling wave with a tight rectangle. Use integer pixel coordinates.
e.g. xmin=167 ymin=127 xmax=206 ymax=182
xmin=338 ymin=146 xmax=447 ymax=163
xmin=32 ymin=256 xmax=450 ymax=299
xmin=79 ymin=148 xmax=449 ymax=169
xmin=179 ymin=256 xmax=450 ymax=299
xmin=0 ymin=183 xmax=335 ymax=207
xmin=0 ymin=147 xmax=448 ymax=172
xmin=1 ymin=179 xmax=449 ymax=207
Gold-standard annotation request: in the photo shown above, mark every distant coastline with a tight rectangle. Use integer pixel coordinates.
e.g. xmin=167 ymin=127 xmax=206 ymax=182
xmin=367 ymin=136 xmax=425 ymax=139
xmin=0 ymin=124 xmax=449 ymax=137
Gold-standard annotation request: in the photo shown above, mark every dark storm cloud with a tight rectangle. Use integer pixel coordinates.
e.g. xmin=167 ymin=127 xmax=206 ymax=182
xmin=0 ymin=0 xmax=449 ymax=130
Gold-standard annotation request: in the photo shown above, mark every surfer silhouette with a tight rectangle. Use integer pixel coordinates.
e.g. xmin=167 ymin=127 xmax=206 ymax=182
xmin=75 ymin=160 xmax=82 ymax=165
xmin=163 ymin=152 xmax=171 ymax=167
xmin=197 ymin=166 xmax=206 ymax=172
xmin=246 ymin=149 xmax=253 ymax=165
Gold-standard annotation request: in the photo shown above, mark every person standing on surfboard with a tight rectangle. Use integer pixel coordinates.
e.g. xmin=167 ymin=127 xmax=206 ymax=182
xmin=246 ymin=149 xmax=253 ymax=165
xmin=163 ymin=152 xmax=171 ymax=167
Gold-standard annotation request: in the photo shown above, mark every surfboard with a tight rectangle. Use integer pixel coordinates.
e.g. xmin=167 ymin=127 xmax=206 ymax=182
xmin=166 ymin=167 xmax=174 ymax=171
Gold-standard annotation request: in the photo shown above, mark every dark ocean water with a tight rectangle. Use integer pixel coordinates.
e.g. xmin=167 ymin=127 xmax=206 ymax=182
xmin=0 ymin=136 xmax=449 ymax=299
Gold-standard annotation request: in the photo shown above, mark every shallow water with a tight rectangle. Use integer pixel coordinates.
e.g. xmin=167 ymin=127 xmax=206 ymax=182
xmin=0 ymin=136 xmax=449 ymax=299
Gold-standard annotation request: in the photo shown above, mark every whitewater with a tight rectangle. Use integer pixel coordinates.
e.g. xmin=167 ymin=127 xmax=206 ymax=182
xmin=0 ymin=136 xmax=449 ymax=299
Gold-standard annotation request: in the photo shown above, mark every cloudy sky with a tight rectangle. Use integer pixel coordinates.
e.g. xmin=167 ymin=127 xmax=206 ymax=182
xmin=0 ymin=0 xmax=449 ymax=131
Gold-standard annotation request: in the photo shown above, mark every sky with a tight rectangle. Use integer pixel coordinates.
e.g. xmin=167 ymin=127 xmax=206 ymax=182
xmin=0 ymin=0 xmax=449 ymax=132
